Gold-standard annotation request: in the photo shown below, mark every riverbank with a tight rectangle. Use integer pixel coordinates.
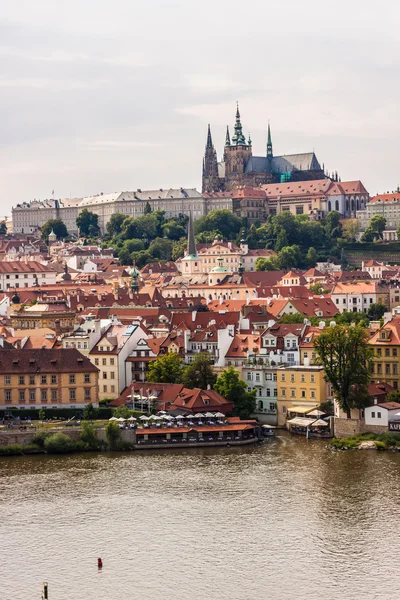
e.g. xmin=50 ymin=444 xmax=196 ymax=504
xmin=330 ymin=432 xmax=400 ymax=450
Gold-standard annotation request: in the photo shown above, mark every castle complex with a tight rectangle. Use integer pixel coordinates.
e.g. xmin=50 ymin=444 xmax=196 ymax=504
xmin=202 ymin=104 xmax=328 ymax=193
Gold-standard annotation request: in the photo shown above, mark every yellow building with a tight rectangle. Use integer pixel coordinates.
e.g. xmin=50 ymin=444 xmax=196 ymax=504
xmin=0 ymin=348 xmax=99 ymax=408
xmin=369 ymin=317 xmax=400 ymax=390
xmin=276 ymin=365 xmax=328 ymax=427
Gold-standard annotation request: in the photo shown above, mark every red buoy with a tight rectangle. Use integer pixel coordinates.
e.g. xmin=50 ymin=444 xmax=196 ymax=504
xmin=98 ymin=558 xmax=103 ymax=569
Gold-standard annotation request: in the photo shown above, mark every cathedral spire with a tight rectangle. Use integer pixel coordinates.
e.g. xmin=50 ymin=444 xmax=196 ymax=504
xmin=231 ymin=102 xmax=247 ymax=146
xmin=267 ymin=121 xmax=273 ymax=159
xmin=225 ymin=126 xmax=231 ymax=147
xmin=206 ymin=124 xmax=213 ymax=149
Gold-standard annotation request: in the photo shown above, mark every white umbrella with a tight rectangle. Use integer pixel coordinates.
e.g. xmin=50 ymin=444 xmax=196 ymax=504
xmin=139 ymin=415 xmax=149 ymax=421
xmin=164 ymin=415 xmax=175 ymax=420
xmin=204 ymin=412 xmax=215 ymax=418
xmin=109 ymin=417 xmax=118 ymax=421
xmin=215 ymin=412 xmax=225 ymax=418
xmin=128 ymin=416 xmax=137 ymax=421
xmin=175 ymin=415 xmax=184 ymax=419
xmin=194 ymin=413 xmax=203 ymax=418
xmin=185 ymin=415 xmax=193 ymax=419
xmin=151 ymin=415 xmax=161 ymax=420
xmin=117 ymin=417 xmax=126 ymax=422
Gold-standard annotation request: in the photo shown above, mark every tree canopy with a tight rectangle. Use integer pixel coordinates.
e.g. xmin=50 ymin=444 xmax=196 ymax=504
xmin=313 ymin=324 xmax=373 ymax=418
xmin=214 ymin=366 xmax=256 ymax=419
xmin=194 ymin=209 xmax=242 ymax=239
xmin=146 ymin=352 xmax=184 ymax=384
xmin=41 ymin=219 xmax=68 ymax=241
xmin=182 ymin=352 xmax=217 ymax=390
xmin=76 ymin=209 xmax=100 ymax=237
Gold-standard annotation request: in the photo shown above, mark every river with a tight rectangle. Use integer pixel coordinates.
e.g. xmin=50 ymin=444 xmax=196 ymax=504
xmin=1 ymin=434 xmax=400 ymax=600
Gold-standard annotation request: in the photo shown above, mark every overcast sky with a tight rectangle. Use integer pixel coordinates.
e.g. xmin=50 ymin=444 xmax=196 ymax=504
xmin=1 ymin=0 xmax=399 ymax=214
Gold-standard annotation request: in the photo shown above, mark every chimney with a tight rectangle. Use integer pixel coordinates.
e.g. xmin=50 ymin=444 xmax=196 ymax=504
xmin=319 ymin=321 xmax=325 ymax=330
xmin=94 ymin=318 xmax=101 ymax=335
xmin=0 ymin=334 xmax=4 ymax=348
xmin=373 ymin=397 xmax=378 ymax=405
xmin=191 ymin=310 xmax=197 ymax=322
xmin=54 ymin=319 xmax=61 ymax=336
xmin=184 ymin=329 xmax=191 ymax=353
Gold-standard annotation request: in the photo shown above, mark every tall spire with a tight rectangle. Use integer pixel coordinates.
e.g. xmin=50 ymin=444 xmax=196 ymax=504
xmin=225 ymin=126 xmax=231 ymax=147
xmin=206 ymin=124 xmax=213 ymax=149
xmin=186 ymin=210 xmax=198 ymax=258
xmin=231 ymin=102 xmax=247 ymax=146
xmin=267 ymin=121 xmax=273 ymax=159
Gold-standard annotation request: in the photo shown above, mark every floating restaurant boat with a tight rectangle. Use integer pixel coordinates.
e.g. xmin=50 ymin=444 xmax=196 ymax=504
xmin=134 ymin=417 xmax=261 ymax=449
xmin=262 ymin=425 xmax=276 ymax=437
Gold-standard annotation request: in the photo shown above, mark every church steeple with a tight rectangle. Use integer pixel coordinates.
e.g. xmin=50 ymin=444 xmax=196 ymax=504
xmin=267 ymin=121 xmax=273 ymax=159
xmin=225 ymin=126 xmax=231 ymax=147
xmin=231 ymin=102 xmax=247 ymax=146
xmin=206 ymin=124 xmax=213 ymax=149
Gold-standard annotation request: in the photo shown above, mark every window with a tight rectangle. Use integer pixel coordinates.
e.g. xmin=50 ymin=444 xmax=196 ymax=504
xmin=69 ymin=388 xmax=76 ymax=401
xmin=5 ymin=376 xmax=10 ymax=385
xmin=95 ymin=358 xmax=99 ymax=366
xmin=393 ymin=364 xmax=398 ymax=375
xmin=41 ymin=375 xmax=47 ymax=385
xmin=291 ymin=340 xmax=296 ymax=348
xmin=19 ymin=390 xmax=25 ymax=402
xmin=269 ymin=403 xmax=275 ymax=411
xmin=290 ymin=374 xmax=295 ymax=383
xmin=84 ymin=389 xmax=91 ymax=400
xmin=386 ymin=364 xmax=391 ymax=375
xmin=377 ymin=364 xmax=382 ymax=374
xmin=103 ymin=385 xmax=107 ymax=393
xmin=247 ymin=373 xmax=251 ymax=381
xmin=5 ymin=390 xmax=11 ymax=402
xmin=41 ymin=390 xmax=47 ymax=402
xmin=30 ymin=389 xmax=35 ymax=401
xmin=301 ymin=374 xmax=305 ymax=383
xmin=281 ymin=374 xmax=286 ymax=382
xmin=377 ymin=349 xmax=382 ymax=357
xmin=102 ymin=372 xmax=107 ymax=379
xmin=291 ymin=389 xmax=296 ymax=398
xmin=110 ymin=372 xmax=115 ymax=380
xmin=29 ymin=375 xmax=35 ymax=385
xmin=281 ymin=388 xmax=286 ymax=397
xmin=266 ymin=373 xmax=272 ymax=380
xmin=255 ymin=373 xmax=260 ymax=382
xmin=371 ymin=411 xmax=375 ymax=418
xmin=69 ymin=375 xmax=75 ymax=384
xmin=377 ymin=412 xmax=382 ymax=419
xmin=19 ymin=376 xmax=25 ymax=385
xmin=51 ymin=375 xmax=57 ymax=385
xmin=385 ymin=348 xmax=390 ymax=357
xmin=287 ymin=353 xmax=295 ymax=364
xmin=111 ymin=385 xmax=115 ymax=393
xmin=102 ymin=358 xmax=107 ymax=366
xmin=282 ymin=406 xmax=287 ymax=413
xmin=310 ymin=390 xmax=316 ymax=398
xmin=301 ymin=390 xmax=306 ymax=398
xmin=266 ymin=389 xmax=271 ymax=397
xmin=110 ymin=358 xmax=115 ymax=366
xmin=84 ymin=374 xmax=90 ymax=383
xmin=310 ymin=375 xmax=315 ymax=383
xmin=393 ymin=349 xmax=398 ymax=357
xmin=51 ymin=389 xmax=57 ymax=401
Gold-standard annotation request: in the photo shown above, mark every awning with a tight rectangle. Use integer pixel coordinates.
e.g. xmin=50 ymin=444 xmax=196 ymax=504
xmin=310 ymin=419 xmax=329 ymax=427
xmin=287 ymin=418 xmax=316 ymax=427
xmin=306 ymin=409 xmax=325 ymax=417
xmin=287 ymin=405 xmax=318 ymax=415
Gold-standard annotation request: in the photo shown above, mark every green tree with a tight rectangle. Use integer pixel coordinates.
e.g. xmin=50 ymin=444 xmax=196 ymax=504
xmin=172 ymin=238 xmax=188 ymax=261
xmin=195 ymin=230 xmax=221 ymax=243
xmin=147 ymin=237 xmax=173 ymax=261
xmin=343 ymin=220 xmax=361 ymax=243
xmin=106 ymin=213 xmax=126 ymax=237
xmin=279 ymin=313 xmax=305 ymax=324
xmin=367 ymin=303 xmax=386 ymax=321
xmin=121 ymin=214 xmax=159 ymax=241
xmin=361 ymin=227 xmax=375 ymax=242
xmin=194 ymin=209 xmax=242 ymax=239
xmin=306 ymin=247 xmax=318 ymax=268
xmin=182 ymin=352 xmax=217 ymax=390
xmin=309 ymin=282 xmax=329 ymax=295
xmin=147 ymin=352 xmax=184 ymax=383
xmin=79 ymin=421 xmax=102 ymax=450
xmin=274 ymin=228 xmax=289 ymax=252
xmin=130 ymin=250 xmax=153 ymax=268
xmin=112 ymin=406 xmax=133 ymax=419
xmin=255 ymin=255 xmax=280 ymax=271
xmin=41 ymin=219 xmax=68 ymax=241
xmin=105 ymin=421 xmax=121 ymax=450
xmin=38 ymin=408 xmax=46 ymax=421
xmin=386 ymin=390 xmax=400 ymax=403
xmin=278 ymin=245 xmax=302 ymax=270
xmin=76 ymin=209 xmax=100 ymax=237
xmin=123 ymin=239 xmax=145 ymax=253
xmin=117 ymin=248 xmax=134 ymax=265
xmin=144 ymin=201 xmax=152 ymax=214
xmin=162 ymin=220 xmax=186 ymax=240
xmin=369 ymin=215 xmax=386 ymax=240
xmin=324 ymin=211 xmax=343 ymax=239
xmin=0 ymin=221 xmax=7 ymax=234
xmin=313 ymin=324 xmax=373 ymax=418
xmin=44 ymin=432 xmax=76 ymax=454
xmin=214 ymin=366 xmax=256 ymax=419
xmin=83 ymin=402 xmax=97 ymax=421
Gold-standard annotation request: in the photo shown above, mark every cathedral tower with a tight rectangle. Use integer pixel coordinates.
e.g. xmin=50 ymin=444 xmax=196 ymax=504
xmin=202 ymin=124 xmax=219 ymax=193
xmin=223 ymin=103 xmax=253 ymax=189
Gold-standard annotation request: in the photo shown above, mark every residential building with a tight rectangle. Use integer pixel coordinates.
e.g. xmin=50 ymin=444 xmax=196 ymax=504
xmin=357 ymin=192 xmax=400 ymax=238
xmin=0 ymin=348 xmax=99 ymax=408
xmin=276 ymin=365 xmax=327 ymax=427
xmin=0 ymin=261 xmax=57 ymax=290
xmin=331 ymin=281 xmax=390 ymax=313
xmin=369 ymin=317 xmax=400 ymax=389
xmin=243 ymin=354 xmax=278 ymax=425
xmin=364 ymin=402 xmax=400 ymax=428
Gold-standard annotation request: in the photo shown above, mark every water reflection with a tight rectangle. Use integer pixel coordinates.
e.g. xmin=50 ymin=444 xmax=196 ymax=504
xmin=1 ymin=435 xmax=400 ymax=600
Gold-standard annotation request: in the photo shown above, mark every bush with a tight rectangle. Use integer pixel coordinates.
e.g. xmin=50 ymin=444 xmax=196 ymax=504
xmin=105 ymin=421 xmax=121 ymax=450
xmin=32 ymin=431 xmax=50 ymax=449
xmin=44 ymin=433 xmax=77 ymax=454
xmin=0 ymin=444 xmax=41 ymax=456
xmin=79 ymin=422 xmax=103 ymax=451
xmin=375 ymin=441 xmax=387 ymax=451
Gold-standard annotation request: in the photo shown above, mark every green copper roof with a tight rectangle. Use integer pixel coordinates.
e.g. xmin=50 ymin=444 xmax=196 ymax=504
xmin=231 ymin=102 xmax=248 ymax=146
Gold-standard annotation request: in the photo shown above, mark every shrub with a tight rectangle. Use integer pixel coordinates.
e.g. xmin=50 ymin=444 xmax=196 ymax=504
xmin=0 ymin=444 xmax=41 ymax=456
xmin=375 ymin=441 xmax=387 ymax=451
xmin=79 ymin=422 xmax=103 ymax=451
xmin=32 ymin=431 xmax=50 ymax=449
xmin=105 ymin=421 xmax=121 ymax=450
xmin=44 ymin=433 xmax=77 ymax=454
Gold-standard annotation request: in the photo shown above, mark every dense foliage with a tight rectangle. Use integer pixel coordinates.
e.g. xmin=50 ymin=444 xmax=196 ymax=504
xmin=76 ymin=209 xmax=100 ymax=237
xmin=41 ymin=219 xmax=68 ymax=241
xmin=214 ymin=366 xmax=256 ymax=419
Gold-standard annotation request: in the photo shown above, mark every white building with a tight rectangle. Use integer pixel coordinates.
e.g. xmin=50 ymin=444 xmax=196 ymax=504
xmin=0 ymin=261 xmax=57 ymax=290
xmin=364 ymin=401 xmax=400 ymax=428
xmin=331 ymin=281 xmax=389 ymax=313
xmin=12 ymin=189 xmax=205 ymax=235
xmin=357 ymin=192 xmax=400 ymax=239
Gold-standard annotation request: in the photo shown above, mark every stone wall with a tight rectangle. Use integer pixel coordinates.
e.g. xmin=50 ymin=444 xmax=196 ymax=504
xmin=334 ymin=418 xmax=388 ymax=438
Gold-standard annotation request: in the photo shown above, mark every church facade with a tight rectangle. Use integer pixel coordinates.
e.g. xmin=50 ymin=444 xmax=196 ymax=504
xmin=202 ymin=104 xmax=328 ymax=193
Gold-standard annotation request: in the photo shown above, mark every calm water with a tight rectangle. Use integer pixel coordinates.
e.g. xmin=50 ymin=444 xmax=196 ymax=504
xmin=1 ymin=434 xmax=400 ymax=600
